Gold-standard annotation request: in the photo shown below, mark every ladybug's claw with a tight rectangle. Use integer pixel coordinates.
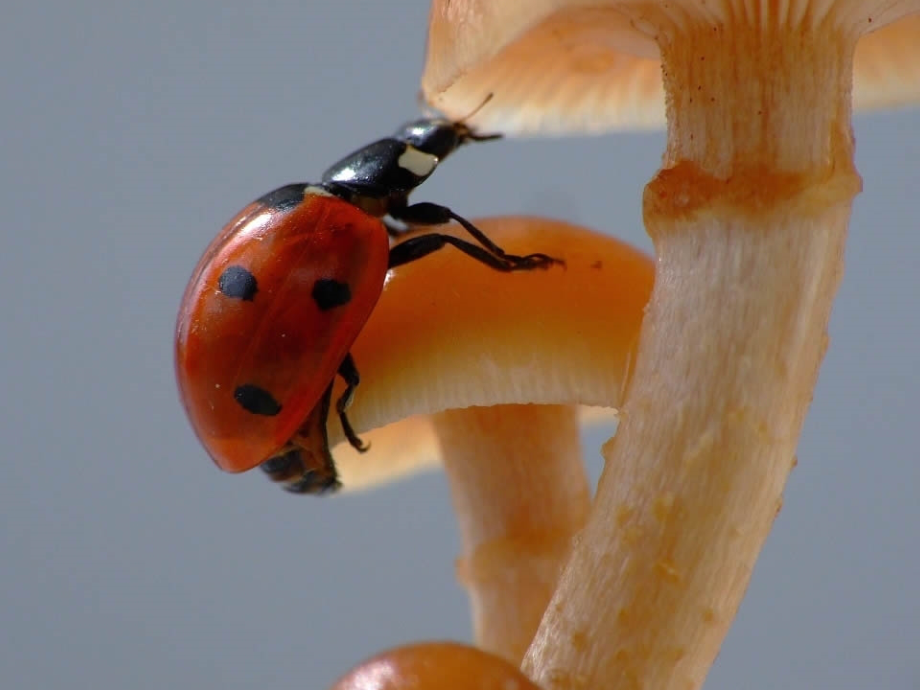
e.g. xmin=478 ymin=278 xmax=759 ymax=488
xmin=505 ymin=252 xmax=565 ymax=271
xmin=340 ymin=411 xmax=369 ymax=453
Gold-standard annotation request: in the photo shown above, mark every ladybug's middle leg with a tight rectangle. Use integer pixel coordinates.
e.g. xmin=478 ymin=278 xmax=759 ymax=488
xmin=389 ymin=202 xmax=563 ymax=270
xmin=388 ymin=231 xmax=561 ymax=272
xmin=336 ymin=353 xmax=368 ymax=453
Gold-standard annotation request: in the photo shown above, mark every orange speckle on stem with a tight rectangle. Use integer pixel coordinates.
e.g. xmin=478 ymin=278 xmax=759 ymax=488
xmin=653 ymin=492 xmax=676 ymax=522
xmin=655 ymin=558 xmax=683 ymax=584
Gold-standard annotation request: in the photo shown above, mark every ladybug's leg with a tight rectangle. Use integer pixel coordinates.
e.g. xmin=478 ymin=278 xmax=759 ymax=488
xmin=390 ymin=202 xmax=562 ymax=268
xmin=336 ymin=354 xmax=369 ymax=453
xmin=389 ymin=232 xmax=559 ymax=272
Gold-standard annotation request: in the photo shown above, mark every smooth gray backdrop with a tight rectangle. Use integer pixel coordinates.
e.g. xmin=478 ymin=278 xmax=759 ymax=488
xmin=2 ymin=2 xmax=917 ymax=688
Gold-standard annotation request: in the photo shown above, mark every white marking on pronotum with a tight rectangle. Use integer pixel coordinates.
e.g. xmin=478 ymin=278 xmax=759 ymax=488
xmin=304 ymin=185 xmax=334 ymax=197
xmin=397 ymin=145 xmax=438 ymax=177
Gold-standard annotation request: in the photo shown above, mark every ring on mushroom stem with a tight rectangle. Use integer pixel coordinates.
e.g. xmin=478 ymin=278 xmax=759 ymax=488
xmin=174 ymin=117 xmax=564 ymax=494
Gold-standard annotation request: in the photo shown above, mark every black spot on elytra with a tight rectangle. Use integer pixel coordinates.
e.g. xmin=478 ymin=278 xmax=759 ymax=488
xmin=218 ymin=265 xmax=258 ymax=300
xmin=257 ymin=183 xmax=307 ymax=212
xmin=312 ymin=278 xmax=351 ymax=311
xmin=234 ymin=384 xmax=282 ymax=416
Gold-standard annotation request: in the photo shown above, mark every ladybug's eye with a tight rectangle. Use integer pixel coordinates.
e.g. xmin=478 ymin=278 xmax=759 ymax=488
xmin=397 ymin=120 xmax=458 ymax=158
xmin=397 ymin=120 xmax=432 ymax=141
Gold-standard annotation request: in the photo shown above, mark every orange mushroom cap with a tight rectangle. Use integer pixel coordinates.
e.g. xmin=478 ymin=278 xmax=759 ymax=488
xmin=325 ymin=216 xmax=653 ymax=491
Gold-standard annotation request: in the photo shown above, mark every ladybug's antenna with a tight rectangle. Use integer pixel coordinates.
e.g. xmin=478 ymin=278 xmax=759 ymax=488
xmin=414 ymin=91 xmax=500 ymax=141
xmin=457 ymin=93 xmax=501 ymax=142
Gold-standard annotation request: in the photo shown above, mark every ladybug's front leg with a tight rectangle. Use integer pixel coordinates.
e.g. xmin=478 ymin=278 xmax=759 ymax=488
xmin=389 ymin=202 xmax=563 ymax=271
xmin=336 ymin=353 xmax=369 ymax=453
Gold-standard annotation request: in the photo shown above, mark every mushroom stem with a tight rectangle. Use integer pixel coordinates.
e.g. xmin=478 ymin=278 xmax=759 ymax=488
xmin=433 ymin=404 xmax=590 ymax=664
xmin=523 ymin=21 xmax=861 ymax=690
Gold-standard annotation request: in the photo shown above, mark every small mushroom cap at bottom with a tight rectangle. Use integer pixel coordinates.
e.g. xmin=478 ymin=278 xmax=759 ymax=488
xmin=329 ymin=641 xmax=542 ymax=690
xmin=327 ymin=216 xmax=653 ymax=492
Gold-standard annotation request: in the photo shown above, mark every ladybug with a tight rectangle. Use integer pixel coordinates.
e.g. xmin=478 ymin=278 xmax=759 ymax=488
xmin=175 ymin=115 xmax=562 ymax=495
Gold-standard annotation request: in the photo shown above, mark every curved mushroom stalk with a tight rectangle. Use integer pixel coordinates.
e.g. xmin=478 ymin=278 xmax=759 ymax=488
xmin=420 ymin=2 xmax=920 ymax=689
xmin=524 ymin=21 xmax=864 ymax=688
xmin=434 ymin=404 xmax=590 ymax=664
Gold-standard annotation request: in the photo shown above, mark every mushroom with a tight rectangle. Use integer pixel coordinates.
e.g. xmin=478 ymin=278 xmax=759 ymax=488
xmin=327 ymin=216 xmax=654 ymax=663
xmin=330 ymin=641 xmax=542 ymax=690
xmin=421 ymin=10 xmax=920 ymax=133
xmin=418 ymin=3 xmax=920 ymax=689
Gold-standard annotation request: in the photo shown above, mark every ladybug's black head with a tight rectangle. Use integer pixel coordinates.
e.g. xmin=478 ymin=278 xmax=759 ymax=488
xmin=395 ymin=118 xmax=502 ymax=161
xmin=320 ymin=112 xmax=502 ymax=216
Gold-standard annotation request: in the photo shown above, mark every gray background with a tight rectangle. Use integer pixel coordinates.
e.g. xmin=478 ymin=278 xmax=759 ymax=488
xmin=2 ymin=2 xmax=917 ymax=688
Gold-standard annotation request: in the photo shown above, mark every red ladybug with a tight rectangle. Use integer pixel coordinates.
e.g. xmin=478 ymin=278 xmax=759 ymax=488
xmin=175 ymin=117 xmax=561 ymax=494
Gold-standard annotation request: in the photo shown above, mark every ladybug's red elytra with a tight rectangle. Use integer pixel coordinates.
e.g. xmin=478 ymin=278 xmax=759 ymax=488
xmin=175 ymin=116 xmax=563 ymax=495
